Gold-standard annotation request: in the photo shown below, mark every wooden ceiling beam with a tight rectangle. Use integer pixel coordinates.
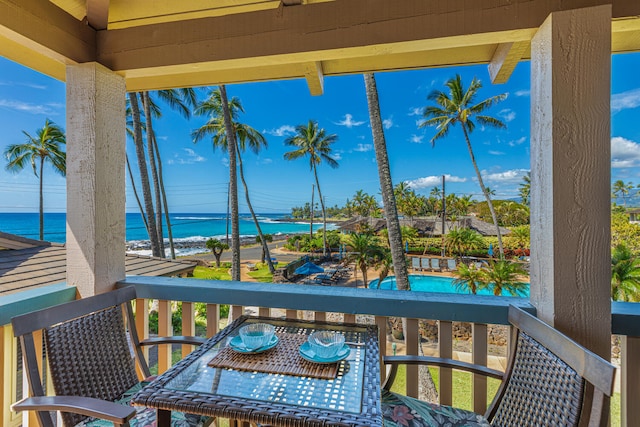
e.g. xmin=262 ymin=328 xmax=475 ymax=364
xmin=488 ymin=40 xmax=529 ymax=84
xmin=86 ymin=0 xmax=110 ymax=30
xmin=303 ymin=61 xmax=324 ymax=96
xmin=0 ymin=0 xmax=95 ymax=67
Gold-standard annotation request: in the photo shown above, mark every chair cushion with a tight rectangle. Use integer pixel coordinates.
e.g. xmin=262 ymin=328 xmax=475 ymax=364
xmin=382 ymin=389 xmax=491 ymax=427
xmin=76 ymin=378 xmax=212 ymax=427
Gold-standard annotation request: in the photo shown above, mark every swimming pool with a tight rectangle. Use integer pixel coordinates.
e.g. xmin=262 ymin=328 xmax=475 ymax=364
xmin=368 ymin=274 xmax=530 ymax=297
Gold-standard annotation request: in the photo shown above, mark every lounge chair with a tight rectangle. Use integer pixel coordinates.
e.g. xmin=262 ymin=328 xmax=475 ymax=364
xmin=412 ymin=257 xmax=421 ymax=271
xmin=381 ymin=305 xmax=615 ymax=427
xmin=430 ymin=258 xmax=442 ymax=272
xmin=446 ymin=258 xmax=457 ymax=271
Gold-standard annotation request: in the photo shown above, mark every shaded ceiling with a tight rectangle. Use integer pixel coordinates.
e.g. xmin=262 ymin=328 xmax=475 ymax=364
xmin=1 ymin=0 xmax=639 ymax=94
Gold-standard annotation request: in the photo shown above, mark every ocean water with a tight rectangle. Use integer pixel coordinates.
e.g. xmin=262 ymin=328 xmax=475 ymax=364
xmin=0 ymin=212 xmax=325 ymax=256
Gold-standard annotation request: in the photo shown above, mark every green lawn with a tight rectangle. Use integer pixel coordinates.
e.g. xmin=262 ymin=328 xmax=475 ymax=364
xmin=247 ymin=262 xmax=280 ymax=282
xmin=192 ymin=265 xmax=231 ymax=280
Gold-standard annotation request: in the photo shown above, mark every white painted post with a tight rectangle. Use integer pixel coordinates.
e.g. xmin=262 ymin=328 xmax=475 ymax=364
xmin=66 ymin=63 xmax=126 ymax=297
xmin=530 ymin=6 xmax=611 ymax=357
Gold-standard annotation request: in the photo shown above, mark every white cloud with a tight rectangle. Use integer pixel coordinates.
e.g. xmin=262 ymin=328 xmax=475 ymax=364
xmin=498 ymin=108 xmax=516 ymax=123
xmin=508 ymin=136 xmax=527 ymax=147
xmin=514 ymin=89 xmax=530 ymax=97
xmin=482 ymin=168 xmax=529 ymax=183
xmin=260 ymin=158 xmax=273 ymax=165
xmin=408 ymin=107 xmax=422 ymax=116
xmin=0 ymin=99 xmax=60 ymax=115
xmin=264 ymin=125 xmax=295 ymax=137
xmin=611 ymin=88 xmax=640 ymax=113
xmin=383 ymin=116 xmax=393 ymax=129
xmin=409 ymin=134 xmax=424 ymax=144
xmin=171 ymin=148 xmax=206 ymax=165
xmin=333 ymin=152 xmax=343 ymax=160
xmin=354 ymin=143 xmax=373 ymax=152
xmin=611 ymin=136 xmax=640 ymax=168
xmin=221 ymin=157 xmax=229 ymax=167
xmin=335 ymin=114 xmax=365 ymax=128
xmin=406 ymin=174 xmax=467 ymax=189
xmin=488 ymin=150 xmax=505 ymax=155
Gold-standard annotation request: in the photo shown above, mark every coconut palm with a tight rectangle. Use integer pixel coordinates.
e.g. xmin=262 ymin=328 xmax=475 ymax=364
xmin=284 ymin=120 xmax=339 ymax=257
xmin=611 ymin=244 xmax=640 ymax=302
xmin=612 ymin=180 xmax=634 ymax=207
xmin=193 ymin=87 xmax=275 ymax=274
xmin=346 ymin=232 xmax=385 ymax=287
xmin=421 ymin=75 xmax=507 ymax=258
xmin=519 ymin=172 xmax=531 ymax=206
xmin=256 ymin=234 xmax=273 ymax=264
xmin=206 ymin=238 xmax=229 ymax=268
xmin=141 ymin=88 xmax=198 ymax=259
xmin=444 ymin=227 xmax=484 ymax=258
xmin=364 ymin=73 xmax=410 ymax=291
xmin=481 ymin=260 xmax=528 ymax=296
xmin=4 ymin=119 xmax=66 ymax=241
xmin=452 ymin=263 xmax=486 ymax=294
xmin=128 ymin=92 xmax=162 ymax=257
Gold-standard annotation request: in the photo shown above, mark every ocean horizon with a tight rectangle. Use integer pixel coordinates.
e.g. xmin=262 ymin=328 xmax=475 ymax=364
xmin=0 ymin=212 xmax=329 ymax=257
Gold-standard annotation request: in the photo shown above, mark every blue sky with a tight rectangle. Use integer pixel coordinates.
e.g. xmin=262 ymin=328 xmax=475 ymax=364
xmin=0 ymin=52 xmax=639 ymax=214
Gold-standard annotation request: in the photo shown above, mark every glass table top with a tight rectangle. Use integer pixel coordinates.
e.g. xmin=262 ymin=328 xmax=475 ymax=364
xmin=164 ymin=318 xmax=369 ymax=414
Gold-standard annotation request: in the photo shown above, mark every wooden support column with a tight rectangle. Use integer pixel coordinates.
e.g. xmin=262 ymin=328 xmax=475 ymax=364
xmin=621 ymin=336 xmax=640 ymax=427
xmin=530 ymin=6 xmax=611 ymax=357
xmin=66 ymin=63 xmax=126 ymax=297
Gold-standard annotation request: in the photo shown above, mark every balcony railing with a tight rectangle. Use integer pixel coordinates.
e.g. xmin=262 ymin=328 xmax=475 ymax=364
xmin=1 ymin=277 xmax=638 ymax=426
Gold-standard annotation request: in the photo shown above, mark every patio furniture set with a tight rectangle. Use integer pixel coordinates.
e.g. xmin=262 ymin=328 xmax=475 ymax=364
xmin=10 ymin=286 xmax=615 ymax=427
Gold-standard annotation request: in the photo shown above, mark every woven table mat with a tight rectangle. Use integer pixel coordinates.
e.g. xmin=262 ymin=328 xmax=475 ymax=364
xmin=208 ymin=332 xmax=340 ymax=380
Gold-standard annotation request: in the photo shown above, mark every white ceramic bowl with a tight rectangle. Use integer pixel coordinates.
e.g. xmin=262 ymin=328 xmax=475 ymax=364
xmin=308 ymin=330 xmax=345 ymax=358
xmin=239 ymin=323 xmax=275 ymax=349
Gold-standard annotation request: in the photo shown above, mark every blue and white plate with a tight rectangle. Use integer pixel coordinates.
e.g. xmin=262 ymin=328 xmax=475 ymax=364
xmin=299 ymin=341 xmax=350 ymax=364
xmin=229 ymin=334 xmax=279 ymax=354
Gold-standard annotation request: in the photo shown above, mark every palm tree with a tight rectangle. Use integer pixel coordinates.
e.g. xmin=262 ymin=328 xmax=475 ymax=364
xmin=141 ymin=88 xmax=198 ymax=259
xmin=284 ymin=120 xmax=339 ymax=257
xmin=206 ymin=238 xmax=229 ymax=268
xmin=481 ymin=260 xmax=528 ymax=296
xmin=4 ymin=119 xmax=66 ymax=240
xmin=444 ymin=227 xmax=484 ymax=258
xmin=452 ymin=263 xmax=486 ymax=294
xmin=128 ymin=92 xmax=162 ymax=257
xmin=519 ymin=172 xmax=531 ymax=206
xmin=345 ymin=232 xmax=385 ymax=287
xmin=193 ymin=87 xmax=275 ymax=274
xmin=612 ymin=180 xmax=634 ymax=207
xmin=611 ymin=244 xmax=640 ymax=302
xmin=421 ymin=75 xmax=507 ymax=258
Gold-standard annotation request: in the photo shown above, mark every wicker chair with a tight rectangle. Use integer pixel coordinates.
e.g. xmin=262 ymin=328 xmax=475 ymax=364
xmin=382 ymin=305 xmax=616 ymax=427
xmin=11 ymin=286 xmax=212 ymax=427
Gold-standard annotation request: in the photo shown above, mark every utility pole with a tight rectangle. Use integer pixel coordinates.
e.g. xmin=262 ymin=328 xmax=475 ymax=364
xmin=441 ymin=175 xmax=446 ymax=257
xmin=310 ymin=184 xmax=315 ymax=239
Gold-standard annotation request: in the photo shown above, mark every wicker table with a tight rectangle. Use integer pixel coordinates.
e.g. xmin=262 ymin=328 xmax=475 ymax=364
xmin=131 ymin=315 xmax=383 ymax=427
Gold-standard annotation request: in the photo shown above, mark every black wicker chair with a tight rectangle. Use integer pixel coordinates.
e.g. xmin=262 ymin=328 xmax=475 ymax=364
xmin=10 ymin=286 xmax=212 ymax=427
xmin=382 ymin=305 xmax=616 ymax=427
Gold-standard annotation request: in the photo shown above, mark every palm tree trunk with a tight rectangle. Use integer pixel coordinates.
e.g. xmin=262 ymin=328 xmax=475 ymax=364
xmin=363 ymin=73 xmax=410 ymax=291
xmin=151 ymin=132 xmax=176 ymax=259
xmin=220 ymin=85 xmax=241 ymax=281
xmin=39 ymin=156 xmax=44 ymax=240
xmin=128 ymin=92 xmax=162 ymax=257
xmin=313 ymin=165 xmax=328 ymax=258
xmin=142 ymin=92 xmax=166 ymax=257
xmin=126 ymin=154 xmax=149 ymax=234
xmin=461 ymin=126 xmax=504 ymax=259
xmin=236 ymin=142 xmax=275 ymax=273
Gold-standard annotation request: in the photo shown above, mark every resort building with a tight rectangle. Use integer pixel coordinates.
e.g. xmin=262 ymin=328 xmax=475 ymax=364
xmin=0 ymin=1 xmax=639 ymax=426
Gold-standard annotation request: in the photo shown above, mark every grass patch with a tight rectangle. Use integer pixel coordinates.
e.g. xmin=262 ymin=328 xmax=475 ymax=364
xmin=247 ymin=262 xmax=280 ymax=282
xmin=192 ymin=265 xmax=231 ymax=280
